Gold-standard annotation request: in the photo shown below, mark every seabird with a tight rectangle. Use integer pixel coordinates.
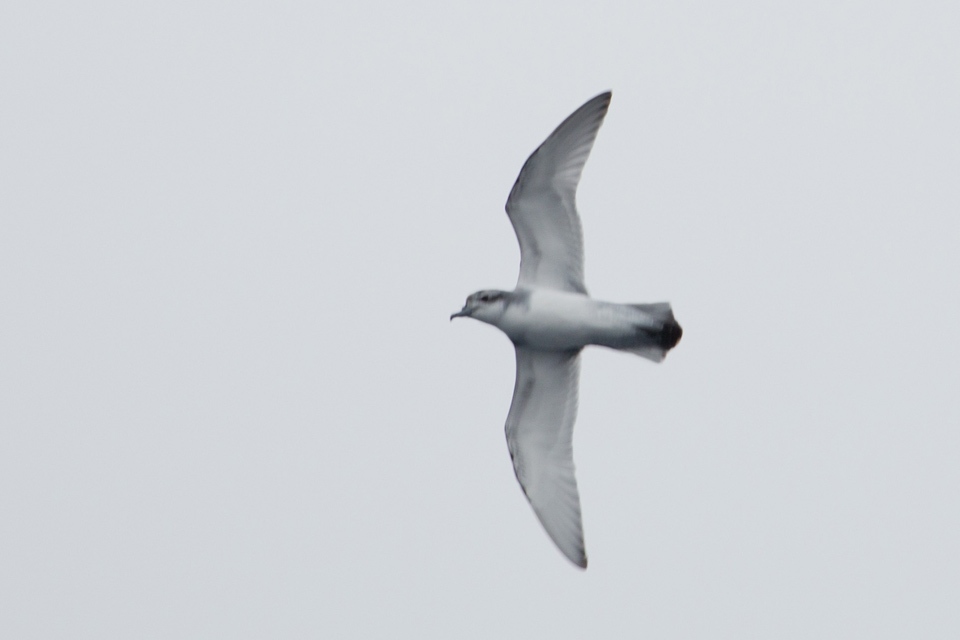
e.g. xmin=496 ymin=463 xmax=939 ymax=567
xmin=452 ymin=91 xmax=682 ymax=568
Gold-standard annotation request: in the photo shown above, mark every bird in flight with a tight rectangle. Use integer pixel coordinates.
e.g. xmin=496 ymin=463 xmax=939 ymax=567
xmin=451 ymin=92 xmax=682 ymax=568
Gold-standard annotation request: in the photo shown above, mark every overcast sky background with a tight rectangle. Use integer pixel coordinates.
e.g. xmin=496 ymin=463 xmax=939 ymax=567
xmin=2 ymin=2 xmax=959 ymax=638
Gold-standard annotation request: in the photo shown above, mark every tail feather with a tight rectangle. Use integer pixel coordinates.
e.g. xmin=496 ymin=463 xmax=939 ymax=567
xmin=625 ymin=303 xmax=682 ymax=362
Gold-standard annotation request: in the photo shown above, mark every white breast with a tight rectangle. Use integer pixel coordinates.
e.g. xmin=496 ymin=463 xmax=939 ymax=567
xmin=497 ymin=290 xmax=608 ymax=350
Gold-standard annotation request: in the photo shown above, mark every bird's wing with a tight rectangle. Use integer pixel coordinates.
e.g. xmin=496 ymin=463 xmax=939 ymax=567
xmin=505 ymin=347 xmax=587 ymax=568
xmin=505 ymin=92 xmax=612 ymax=294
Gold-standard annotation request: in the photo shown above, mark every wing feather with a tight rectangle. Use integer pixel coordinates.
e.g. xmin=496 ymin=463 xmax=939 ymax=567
xmin=505 ymin=347 xmax=587 ymax=568
xmin=505 ymin=92 xmax=612 ymax=294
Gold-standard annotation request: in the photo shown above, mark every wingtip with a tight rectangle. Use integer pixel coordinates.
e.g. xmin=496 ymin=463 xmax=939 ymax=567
xmin=588 ymin=90 xmax=612 ymax=110
xmin=563 ymin=544 xmax=588 ymax=569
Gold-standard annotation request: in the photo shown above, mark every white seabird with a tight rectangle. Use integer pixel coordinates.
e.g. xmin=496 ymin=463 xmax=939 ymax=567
xmin=451 ymin=91 xmax=682 ymax=568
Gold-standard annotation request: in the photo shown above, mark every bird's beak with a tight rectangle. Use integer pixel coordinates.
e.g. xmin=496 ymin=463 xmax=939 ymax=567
xmin=450 ymin=306 xmax=471 ymax=321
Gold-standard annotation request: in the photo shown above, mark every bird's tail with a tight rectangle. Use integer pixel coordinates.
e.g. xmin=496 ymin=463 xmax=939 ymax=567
xmin=622 ymin=303 xmax=682 ymax=362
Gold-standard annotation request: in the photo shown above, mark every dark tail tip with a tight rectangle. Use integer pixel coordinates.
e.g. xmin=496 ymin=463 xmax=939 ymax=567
xmin=660 ymin=319 xmax=683 ymax=351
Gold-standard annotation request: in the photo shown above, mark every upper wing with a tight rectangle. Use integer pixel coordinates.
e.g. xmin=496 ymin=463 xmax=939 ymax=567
xmin=505 ymin=92 xmax=612 ymax=294
xmin=505 ymin=347 xmax=587 ymax=568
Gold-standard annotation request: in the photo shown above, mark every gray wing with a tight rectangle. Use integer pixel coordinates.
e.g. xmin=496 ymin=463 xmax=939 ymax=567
xmin=506 ymin=347 xmax=587 ymax=568
xmin=505 ymin=92 xmax=612 ymax=294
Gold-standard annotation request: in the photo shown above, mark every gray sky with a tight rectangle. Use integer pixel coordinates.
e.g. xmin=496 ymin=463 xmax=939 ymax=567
xmin=2 ymin=1 xmax=959 ymax=638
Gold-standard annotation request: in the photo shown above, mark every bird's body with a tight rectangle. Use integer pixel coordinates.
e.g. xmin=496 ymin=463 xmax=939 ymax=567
xmin=476 ymin=288 xmax=678 ymax=356
xmin=452 ymin=91 xmax=681 ymax=568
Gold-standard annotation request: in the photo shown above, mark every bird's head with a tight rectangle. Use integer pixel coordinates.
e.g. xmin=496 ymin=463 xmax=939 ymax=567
xmin=450 ymin=289 xmax=509 ymax=323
